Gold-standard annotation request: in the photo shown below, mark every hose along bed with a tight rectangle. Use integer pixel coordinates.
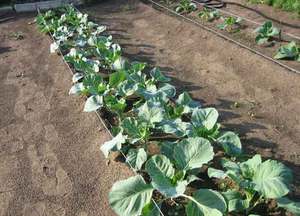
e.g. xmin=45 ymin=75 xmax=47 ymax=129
xmin=143 ymin=0 xmax=300 ymax=75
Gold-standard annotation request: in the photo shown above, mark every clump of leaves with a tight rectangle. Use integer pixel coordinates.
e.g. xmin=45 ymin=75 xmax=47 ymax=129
xmin=274 ymin=41 xmax=300 ymax=61
xmin=198 ymin=7 xmax=220 ymax=22
xmin=254 ymin=21 xmax=281 ymax=45
xmin=9 ymin=31 xmax=24 ymax=40
xmin=37 ymin=6 xmax=300 ymax=216
xmin=217 ymin=16 xmax=243 ymax=33
xmin=175 ymin=0 xmax=197 ymax=14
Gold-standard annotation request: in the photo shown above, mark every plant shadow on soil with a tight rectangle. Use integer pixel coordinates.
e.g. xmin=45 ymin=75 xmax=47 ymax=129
xmin=83 ymin=0 xmax=300 ymax=200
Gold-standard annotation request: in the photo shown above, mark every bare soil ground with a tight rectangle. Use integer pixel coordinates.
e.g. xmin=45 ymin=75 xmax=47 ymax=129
xmin=0 ymin=14 xmax=131 ymax=216
xmin=83 ymin=0 xmax=300 ymax=198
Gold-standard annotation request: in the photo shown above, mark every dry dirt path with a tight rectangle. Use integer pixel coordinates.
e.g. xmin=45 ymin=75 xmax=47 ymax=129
xmin=84 ymin=0 xmax=300 ymax=198
xmin=0 ymin=14 xmax=130 ymax=216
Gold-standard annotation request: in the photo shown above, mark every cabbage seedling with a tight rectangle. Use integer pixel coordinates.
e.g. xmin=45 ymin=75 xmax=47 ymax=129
xmin=274 ymin=41 xmax=300 ymax=61
xmin=254 ymin=21 xmax=281 ymax=45
xmin=217 ymin=16 xmax=243 ymax=33
xmin=175 ymin=0 xmax=197 ymax=14
xmin=198 ymin=8 xmax=220 ymax=22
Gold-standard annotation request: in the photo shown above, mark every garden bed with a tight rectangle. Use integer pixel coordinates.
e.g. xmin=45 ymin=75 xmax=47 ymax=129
xmin=34 ymin=2 xmax=300 ymax=215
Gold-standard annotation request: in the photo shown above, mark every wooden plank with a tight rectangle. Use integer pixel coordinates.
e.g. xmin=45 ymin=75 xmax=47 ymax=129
xmin=14 ymin=0 xmax=83 ymax=12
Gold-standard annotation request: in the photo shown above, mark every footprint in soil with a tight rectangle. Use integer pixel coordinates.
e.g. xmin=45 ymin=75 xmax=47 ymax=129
xmin=23 ymin=201 xmax=65 ymax=216
xmin=28 ymin=144 xmax=73 ymax=197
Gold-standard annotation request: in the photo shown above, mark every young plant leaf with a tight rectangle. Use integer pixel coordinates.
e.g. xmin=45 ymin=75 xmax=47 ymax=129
xmin=240 ymin=154 xmax=262 ymax=179
xmin=150 ymin=67 xmax=171 ymax=82
xmin=274 ymin=41 xmax=300 ymax=61
xmin=137 ymin=102 xmax=165 ymax=125
xmin=176 ymin=91 xmax=200 ymax=114
xmin=72 ymin=72 xmax=84 ymax=83
xmin=158 ymin=119 xmax=191 ymax=137
xmin=126 ymin=148 xmax=147 ymax=171
xmin=109 ymin=70 xmax=127 ymax=88
xmin=186 ymin=189 xmax=227 ymax=216
xmin=192 ymin=108 xmax=219 ymax=130
xmin=217 ymin=131 xmax=242 ymax=156
xmin=222 ymin=190 xmax=249 ymax=212
xmin=208 ymin=168 xmax=227 ymax=179
xmin=253 ymin=160 xmax=293 ymax=198
xmin=69 ymin=82 xmax=84 ymax=95
xmin=142 ymin=201 xmax=161 ymax=216
xmin=109 ymin=175 xmax=154 ymax=216
xmin=174 ymin=137 xmax=214 ymax=171
xmin=145 ymin=155 xmax=186 ymax=198
xmin=83 ymin=95 xmax=103 ymax=112
xmin=277 ymin=197 xmax=300 ymax=215
xmin=100 ymin=132 xmax=127 ymax=158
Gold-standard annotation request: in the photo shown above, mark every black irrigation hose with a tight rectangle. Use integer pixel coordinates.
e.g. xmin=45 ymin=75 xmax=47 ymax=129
xmin=144 ymin=0 xmax=300 ymax=75
xmin=195 ymin=0 xmax=225 ymax=8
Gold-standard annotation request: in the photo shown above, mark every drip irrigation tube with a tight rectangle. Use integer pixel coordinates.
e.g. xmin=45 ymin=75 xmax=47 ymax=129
xmin=144 ymin=0 xmax=300 ymax=75
xmin=36 ymin=6 xmax=165 ymax=216
xmin=192 ymin=0 xmax=300 ymax=41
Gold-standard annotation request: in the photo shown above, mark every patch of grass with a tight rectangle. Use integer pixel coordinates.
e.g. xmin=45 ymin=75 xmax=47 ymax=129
xmin=247 ymin=0 xmax=300 ymax=15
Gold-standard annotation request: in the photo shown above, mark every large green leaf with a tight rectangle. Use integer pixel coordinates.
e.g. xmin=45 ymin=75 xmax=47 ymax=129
xmin=174 ymin=137 xmax=214 ymax=171
xmin=83 ymin=95 xmax=103 ymax=112
xmin=186 ymin=189 xmax=227 ymax=216
xmin=217 ymin=131 xmax=242 ymax=156
xmin=277 ymin=197 xmax=300 ymax=216
xmin=253 ymin=160 xmax=293 ymax=199
xmin=126 ymin=148 xmax=147 ymax=171
xmin=137 ymin=102 xmax=165 ymax=125
xmin=192 ymin=108 xmax=219 ymax=130
xmin=145 ymin=155 xmax=186 ymax=198
xmin=109 ymin=175 xmax=154 ymax=216
xmin=100 ymin=132 xmax=127 ymax=158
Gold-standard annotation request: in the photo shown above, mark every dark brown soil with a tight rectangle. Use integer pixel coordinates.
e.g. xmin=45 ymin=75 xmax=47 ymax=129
xmin=83 ymin=0 xmax=300 ymax=199
xmin=0 ymin=14 xmax=131 ymax=216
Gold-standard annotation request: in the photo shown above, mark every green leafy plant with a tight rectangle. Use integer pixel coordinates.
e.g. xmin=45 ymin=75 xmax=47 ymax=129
xmin=36 ymin=6 xmax=299 ymax=216
xmin=254 ymin=21 xmax=281 ymax=45
xmin=175 ymin=0 xmax=197 ymax=14
xmin=274 ymin=41 xmax=300 ymax=61
xmin=198 ymin=7 xmax=220 ymax=22
xmin=217 ymin=16 xmax=243 ymax=33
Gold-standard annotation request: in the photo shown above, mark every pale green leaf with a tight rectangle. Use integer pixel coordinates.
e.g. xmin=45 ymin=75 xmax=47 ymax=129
xmin=145 ymin=155 xmax=186 ymax=198
xmin=100 ymin=133 xmax=127 ymax=158
xmin=83 ymin=95 xmax=103 ymax=112
xmin=109 ymin=175 xmax=154 ymax=216
xmin=69 ymin=82 xmax=84 ymax=95
xmin=253 ymin=160 xmax=293 ymax=199
xmin=176 ymin=92 xmax=200 ymax=114
xmin=217 ymin=131 xmax=242 ymax=156
xmin=126 ymin=148 xmax=147 ymax=171
xmin=192 ymin=108 xmax=219 ymax=130
xmin=174 ymin=137 xmax=214 ymax=171
xmin=186 ymin=189 xmax=227 ymax=216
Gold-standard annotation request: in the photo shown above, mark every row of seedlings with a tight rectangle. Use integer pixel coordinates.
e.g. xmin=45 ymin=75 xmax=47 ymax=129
xmin=36 ymin=6 xmax=300 ymax=216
